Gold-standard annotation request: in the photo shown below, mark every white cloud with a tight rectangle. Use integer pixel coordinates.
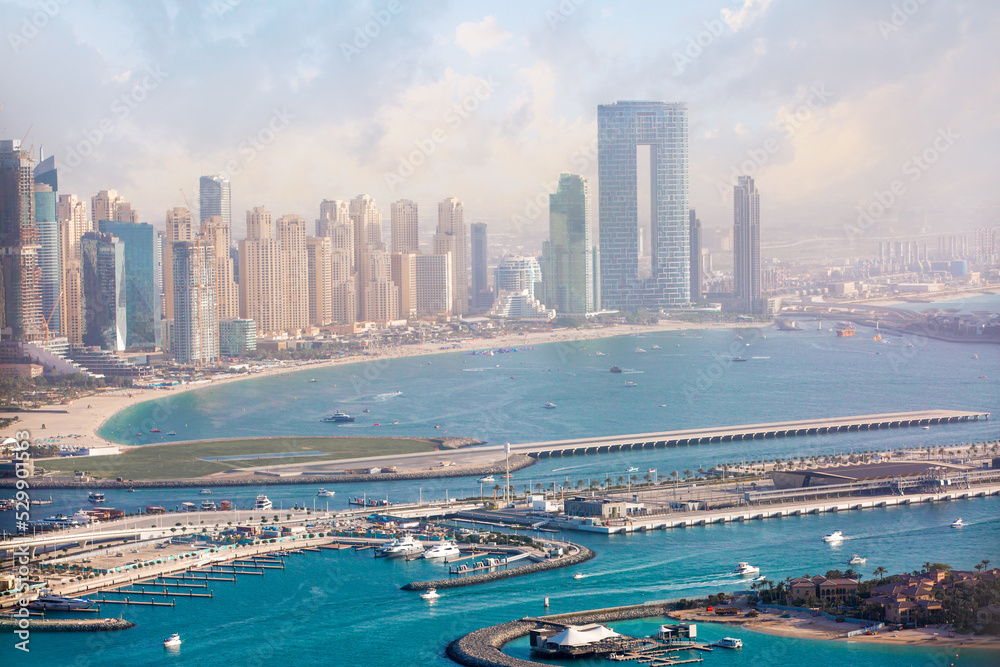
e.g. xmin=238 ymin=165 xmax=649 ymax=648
xmin=455 ymin=15 xmax=512 ymax=56
xmin=721 ymin=0 xmax=777 ymax=33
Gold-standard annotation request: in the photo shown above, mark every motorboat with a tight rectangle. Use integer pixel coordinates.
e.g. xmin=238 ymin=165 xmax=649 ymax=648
xmin=951 ymin=518 xmax=964 ymax=528
xmin=322 ymin=411 xmax=355 ymax=423
xmin=478 ymin=475 xmax=495 ymax=484
xmin=651 ymin=344 xmax=661 ymax=349
xmin=163 ymin=633 xmax=182 ymax=648
xmin=166 ymin=431 xmax=177 ymax=436
xmin=635 ymin=347 xmax=647 ymax=353
xmin=199 ymin=489 xmax=212 ymax=495
xmin=752 ymin=575 xmax=766 ymax=583
xmin=87 ymin=492 xmax=105 ymax=503
xmin=309 ymin=378 xmax=318 ymax=383
xmin=150 ymin=428 xmax=161 ymax=433
xmin=609 ymin=366 xmax=622 ymax=373
xmin=595 ymin=351 xmax=606 ymax=356
xmin=200 ymin=500 xmax=216 ymax=511
xmin=254 ymin=495 xmax=273 ymax=511
xmin=423 ymin=541 xmax=461 ymax=560
xmin=848 ymin=554 xmax=867 ymax=565
xmin=543 ymin=402 xmax=557 ymax=409
xmin=28 ymin=594 xmax=95 ymax=611
xmin=317 ymin=488 xmax=335 ymax=497
xmin=733 ymin=356 xmax=748 ymax=362
xmin=572 ymin=573 xmax=585 ymax=580
xmin=715 ymin=637 xmax=742 ymax=649
xmin=624 ymin=380 xmax=638 ymax=387
xmin=376 ymin=534 xmax=424 ymax=558
xmin=823 ymin=530 xmax=844 ymax=542
xmin=626 ymin=467 xmax=639 ymax=473
xmin=732 ymin=562 xmax=760 ymax=576
xmin=419 ymin=588 xmax=439 ymax=600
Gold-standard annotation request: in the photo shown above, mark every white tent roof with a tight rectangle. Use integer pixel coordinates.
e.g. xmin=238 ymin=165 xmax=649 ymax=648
xmin=546 ymin=624 xmax=619 ymax=647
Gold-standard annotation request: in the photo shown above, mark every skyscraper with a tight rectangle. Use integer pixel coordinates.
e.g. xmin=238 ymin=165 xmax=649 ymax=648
xmin=57 ymin=194 xmax=89 ymax=344
xmin=543 ymin=174 xmax=595 ymax=314
xmin=391 ymin=199 xmax=419 ymax=254
xmin=470 ymin=222 xmax=492 ymax=312
xmin=239 ymin=207 xmax=283 ymax=334
xmin=495 ymin=256 xmax=543 ymax=298
xmin=359 ymin=250 xmax=398 ymax=323
xmin=390 ymin=252 xmax=416 ymax=318
xmin=98 ymin=220 xmax=159 ymax=349
xmin=316 ymin=199 xmax=350 ymax=238
xmin=80 ymin=231 xmax=125 ymax=351
xmin=414 ymin=253 xmax=452 ymax=315
xmin=276 ymin=214 xmax=308 ymax=330
xmin=689 ymin=209 xmax=702 ymax=303
xmin=433 ymin=197 xmax=467 ymax=315
xmin=34 ymin=182 xmax=60 ymax=334
xmin=305 ymin=236 xmax=333 ymax=326
xmin=163 ymin=207 xmax=194 ymax=320
xmin=172 ymin=239 xmax=218 ymax=365
xmin=597 ymin=101 xmax=689 ymax=309
xmin=200 ymin=215 xmax=239 ymax=323
xmin=733 ymin=176 xmax=760 ymax=314
xmin=199 ymin=175 xmax=231 ymax=228
xmin=0 ymin=139 xmax=43 ymax=341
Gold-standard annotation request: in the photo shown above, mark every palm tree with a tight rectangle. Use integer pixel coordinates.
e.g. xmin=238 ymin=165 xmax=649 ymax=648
xmin=492 ymin=484 xmax=501 ymax=499
xmin=683 ymin=469 xmax=692 ymax=480
xmin=617 ymin=476 xmax=625 ymax=487
xmin=981 ymin=559 xmax=990 ymax=571
xmin=873 ymin=566 xmax=887 ymax=582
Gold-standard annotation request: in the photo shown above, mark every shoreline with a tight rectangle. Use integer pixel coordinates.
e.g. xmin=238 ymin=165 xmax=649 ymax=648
xmin=8 ymin=319 xmax=748 ymax=453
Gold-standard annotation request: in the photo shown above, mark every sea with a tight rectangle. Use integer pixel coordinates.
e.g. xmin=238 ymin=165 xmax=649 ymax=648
xmin=3 ymin=293 xmax=999 ymax=666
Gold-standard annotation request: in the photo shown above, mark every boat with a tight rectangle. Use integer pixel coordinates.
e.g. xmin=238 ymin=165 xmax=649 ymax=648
xmin=199 ymin=489 xmax=212 ymax=495
xmin=572 ymin=573 xmax=585 ymax=580
xmin=317 ymin=488 xmax=336 ymax=497
xmin=595 ymin=351 xmax=606 ymax=356
xmin=752 ymin=575 xmax=766 ymax=583
xmin=219 ymin=500 xmax=231 ymax=510
xmin=873 ymin=334 xmax=882 ymax=342
xmin=478 ymin=475 xmax=495 ymax=484
xmin=254 ymin=495 xmax=273 ymax=511
xmin=609 ymin=366 xmax=623 ymax=373
xmin=971 ymin=354 xmax=978 ymax=359
xmin=647 ymin=468 xmax=656 ymax=473
xmin=126 ymin=488 xmax=135 ymax=493
xmin=166 ymin=431 xmax=177 ymax=436
xmin=732 ymin=356 xmax=748 ymax=362
xmin=150 ymin=427 xmax=161 ymax=433
xmin=163 ymin=633 xmax=182 ymax=648
xmin=823 ymin=530 xmax=844 ymax=542
xmin=419 ymin=588 xmax=439 ymax=600
xmin=635 ymin=347 xmax=647 ymax=353
xmin=715 ymin=637 xmax=743 ymax=649
xmin=309 ymin=378 xmax=318 ymax=383
xmin=626 ymin=467 xmax=639 ymax=473
xmin=951 ymin=518 xmax=964 ymax=528
xmin=322 ymin=411 xmax=355 ymax=423
xmin=87 ymin=492 xmax=105 ymax=503
xmin=732 ymin=562 xmax=760 ymax=576
xmin=376 ymin=534 xmax=424 ymax=558
xmin=28 ymin=594 xmax=95 ymax=611
xmin=423 ymin=541 xmax=461 ymax=560
xmin=836 ymin=328 xmax=856 ymax=337
xmin=848 ymin=554 xmax=866 ymax=565
xmin=651 ymin=344 xmax=661 ymax=349
xmin=543 ymin=402 xmax=557 ymax=409
xmin=200 ymin=500 xmax=216 ymax=511
xmin=624 ymin=380 xmax=638 ymax=387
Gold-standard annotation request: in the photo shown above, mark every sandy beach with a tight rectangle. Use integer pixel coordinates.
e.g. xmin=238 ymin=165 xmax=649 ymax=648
xmin=7 ymin=319 xmax=746 ymax=451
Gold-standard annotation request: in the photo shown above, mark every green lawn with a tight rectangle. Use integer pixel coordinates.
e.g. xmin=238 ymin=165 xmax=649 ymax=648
xmin=40 ymin=436 xmax=436 ymax=480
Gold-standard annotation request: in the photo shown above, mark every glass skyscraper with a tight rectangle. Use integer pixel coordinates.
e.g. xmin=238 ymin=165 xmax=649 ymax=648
xmin=470 ymin=222 xmax=492 ymax=312
xmin=733 ymin=175 xmax=761 ymax=314
xmin=81 ymin=231 xmax=126 ymax=351
xmin=98 ymin=220 xmax=159 ymax=349
xmin=597 ymin=101 xmax=689 ymax=309
xmin=199 ymin=174 xmax=231 ymax=228
xmin=543 ymin=173 xmax=595 ymax=314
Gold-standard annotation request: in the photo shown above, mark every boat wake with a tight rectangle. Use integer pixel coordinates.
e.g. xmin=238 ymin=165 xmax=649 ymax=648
xmin=374 ymin=392 xmax=403 ymax=401
xmin=751 ymin=356 xmax=771 ymax=360
xmin=551 ymin=464 xmax=591 ymax=473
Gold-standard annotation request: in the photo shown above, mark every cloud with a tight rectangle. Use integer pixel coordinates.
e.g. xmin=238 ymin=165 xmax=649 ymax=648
xmin=721 ymin=0 xmax=777 ymax=33
xmin=455 ymin=15 xmax=511 ymax=56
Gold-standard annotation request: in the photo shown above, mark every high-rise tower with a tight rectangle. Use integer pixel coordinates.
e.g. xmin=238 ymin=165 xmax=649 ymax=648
xmin=597 ymin=101 xmax=689 ymax=309
xmin=433 ymin=197 xmax=467 ymax=315
xmin=391 ymin=199 xmax=419 ymax=254
xmin=470 ymin=222 xmax=492 ymax=312
xmin=689 ymin=209 xmax=702 ymax=303
xmin=199 ymin=175 xmax=231 ymax=228
xmin=733 ymin=176 xmax=760 ymax=314
xmin=543 ymin=174 xmax=595 ymax=314
xmin=0 ymin=139 xmax=43 ymax=341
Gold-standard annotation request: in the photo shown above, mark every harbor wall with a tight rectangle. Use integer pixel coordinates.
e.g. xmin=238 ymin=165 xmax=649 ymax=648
xmin=402 ymin=544 xmax=595 ymax=591
xmin=0 ymin=618 xmax=135 ymax=632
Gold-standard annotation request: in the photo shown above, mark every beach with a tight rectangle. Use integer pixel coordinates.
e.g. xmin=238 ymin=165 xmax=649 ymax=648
xmin=8 ymin=319 xmax=745 ymax=452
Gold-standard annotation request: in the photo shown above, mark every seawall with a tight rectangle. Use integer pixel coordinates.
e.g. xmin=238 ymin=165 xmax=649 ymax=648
xmin=402 ymin=544 xmax=595 ymax=591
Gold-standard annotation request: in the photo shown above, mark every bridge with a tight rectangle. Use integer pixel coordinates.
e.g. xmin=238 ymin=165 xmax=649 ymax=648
xmin=515 ymin=409 xmax=990 ymax=459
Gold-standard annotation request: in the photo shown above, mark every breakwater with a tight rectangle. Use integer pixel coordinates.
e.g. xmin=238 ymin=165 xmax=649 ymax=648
xmin=401 ymin=543 xmax=595 ymax=591
xmin=446 ymin=603 xmax=673 ymax=667
xmin=3 ymin=454 xmax=536 ymax=489
xmin=0 ymin=618 xmax=135 ymax=632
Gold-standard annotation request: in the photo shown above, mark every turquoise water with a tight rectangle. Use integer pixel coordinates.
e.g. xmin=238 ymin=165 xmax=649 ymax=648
xmin=4 ymin=294 xmax=999 ymax=665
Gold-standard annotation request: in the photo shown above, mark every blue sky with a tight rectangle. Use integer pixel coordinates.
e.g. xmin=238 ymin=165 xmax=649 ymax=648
xmin=2 ymin=0 xmax=997 ymax=246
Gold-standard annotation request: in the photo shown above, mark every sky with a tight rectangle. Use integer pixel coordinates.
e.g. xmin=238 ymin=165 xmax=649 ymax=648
xmin=2 ymin=0 xmax=998 ymax=249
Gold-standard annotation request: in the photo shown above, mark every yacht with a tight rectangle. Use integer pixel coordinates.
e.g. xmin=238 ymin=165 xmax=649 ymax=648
xmin=823 ymin=530 xmax=844 ymax=542
xmin=317 ymin=488 xmax=336 ymax=497
xmin=322 ymin=411 xmax=355 ymax=423
xmin=166 ymin=431 xmax=177 ymax=436
xmin=419 ymin=588 xmax=439 ymax=600
xmin=951 ymin=518 xmax=964 ymax=528
xmin=199 ymin=488 xmax=212 ymax=495
xmin=651 ymin=344 xmax=661 ymax=350
xmin=376 ymin=534 xmax=424 ymax=558
xmin=626 ymin=467 xmax=639 ymax=473
xmin=87 ymin=492 xmax=105 ymax=503
xmin=543 ymin=402 xmax=557 ymax=409
xmin=732 ymin=562 xmax=760 ymax=576
xmin=423 ymin=542 xmax=461 ymax=560
xmin=200 ymin=500 xmax=216 ymax=511
xmin=595 ymin=351 xmax=607 ymax=356
xmin=28 ymin=594 xmax=95 ymax=611
xmin=732 ymin=356 xmax=748 ymax=362
xmin=572 ymin=573 xmax=585 ymax=580
xmin=635 ymin=347 xmax=647 ymax=353
xmin=478 ymin=475 xmax=495 ymax=484
xmin=624 ymin=380 xmax=638 ymax=387
xmin=715 ymin=637 xmax=743 ymax=649
xmin=254 ymin=495 xmax=273 ymax=511
xmin=848 ymin=554 xmax=867 ymax=565
xmin=609 ymin=366 xmax=623 ymax=373
xmin=163 ymin=633 xmax=182 ymax=648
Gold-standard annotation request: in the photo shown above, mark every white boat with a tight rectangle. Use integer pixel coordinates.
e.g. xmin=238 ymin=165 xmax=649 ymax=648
xmin=309 ymin=378 xmax=318 ymax=382
xmin=87 ymin=492 xmax=105 ymax=503
xmin=823 ymin=530 xmax=844 ymax=542
xmin=376 ymin=534 xmax=424 ymax=558
xmin=635 ymin=347 xmax=647 ymax=353
xmin=732 ymin=562 xmax=760 ymax=576
xmin=752 ymin=575 xmax=766 ymax=583
xmin=626 ymin=467 xmax=639 ymax=473
xmin=951 ymin=518 xmax=964 ymax=528
xmin=200 ymin=500 xmax=216 ymax=511
xmin=423 ymin=541 xmax=461 ymax=560
xmin=254 ymin=495 xmax=273 ymax=511
xmin=543 ymin=402 xmax=557 ymax=409
xmin=28 ymin=594 xmax=95 ymax=611
xmin=199 ymin=489 xmax=212 ymax=495
xmin=848 ymin=554 xmax=867 ymax=565
xmin=317 ymin=488 xmax=336 ymax=497
xmin=478 ymin=475 xmax=495 ymax=483
xmin=624 ymin=380 xmax=638 ymax=387
xmin=419 ymin=588 xmax=439 ymax=600
xmin=715 ymin=637 xmax=742 ymax=649
xmin=572 ymin=573 xmax=585 ymax=580
xmin=163 ymin=633 xmax=182 ymax=648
